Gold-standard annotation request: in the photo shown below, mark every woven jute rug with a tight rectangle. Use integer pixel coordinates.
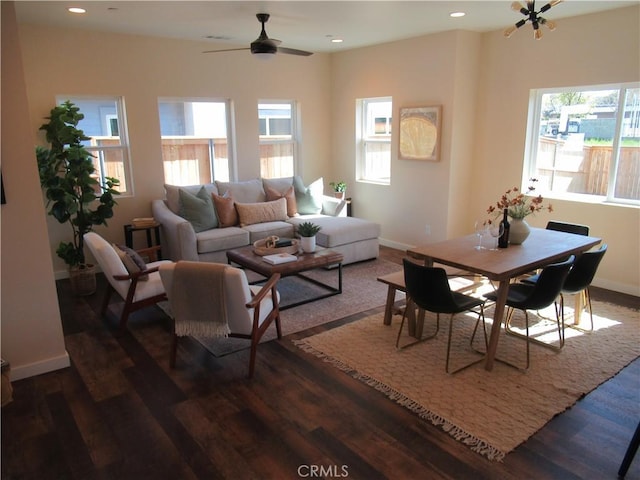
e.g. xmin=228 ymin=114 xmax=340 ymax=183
xmin=294 ymin=300 xmax=640 ymax=461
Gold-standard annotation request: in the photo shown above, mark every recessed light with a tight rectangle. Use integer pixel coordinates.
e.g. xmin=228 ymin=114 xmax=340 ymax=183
xmin=68 ymin=7 xmax=86 ymax=14
xmin=450 ymin=12 xmax=466 ymax=18
xmin=331 ymin=38 xmax=344 ymax=44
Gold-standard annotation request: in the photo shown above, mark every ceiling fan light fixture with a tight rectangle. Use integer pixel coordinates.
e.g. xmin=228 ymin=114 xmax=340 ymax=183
xmin=504 ymin=0 xmax=561 ymax=40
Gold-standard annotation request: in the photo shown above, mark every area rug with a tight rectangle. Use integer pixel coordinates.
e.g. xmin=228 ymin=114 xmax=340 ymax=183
xmin=293 ymin=300 xmax=640 ymax=461
xmin=195 ymin=258 xmax=402 ymax=356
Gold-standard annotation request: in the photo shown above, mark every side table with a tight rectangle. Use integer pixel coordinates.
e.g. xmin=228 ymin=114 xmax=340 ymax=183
xmin=124 ymin=223 xmax=162 ymax=259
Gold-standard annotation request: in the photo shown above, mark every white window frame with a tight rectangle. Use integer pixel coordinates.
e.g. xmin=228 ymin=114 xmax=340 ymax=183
xmin=158 ymin=98 xmax=235 ymax=185
xmin=58 ymin=95 xmax=133 ymax=196
xmin=258 ymin=100 xmax=298 ymax=179
xmin=356 ymin=97 xmax=392 ymax=185
xmin=524 ymin=82 xmax=640 ymax=206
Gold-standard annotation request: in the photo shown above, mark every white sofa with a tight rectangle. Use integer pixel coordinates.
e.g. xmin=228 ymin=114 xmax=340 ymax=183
xmin=152 ymin=177 xmax=380 ymax=266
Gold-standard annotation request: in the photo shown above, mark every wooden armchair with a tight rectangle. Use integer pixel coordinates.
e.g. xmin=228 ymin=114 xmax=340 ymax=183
xmin=84 ymin=232 xmax=172 ymax=329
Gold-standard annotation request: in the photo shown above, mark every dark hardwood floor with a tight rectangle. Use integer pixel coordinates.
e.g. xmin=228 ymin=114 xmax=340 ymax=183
xmin=3 ymin=246 xmax=639 ymax=480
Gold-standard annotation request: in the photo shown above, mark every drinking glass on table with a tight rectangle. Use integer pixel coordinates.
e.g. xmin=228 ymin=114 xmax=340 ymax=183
xmin=474 ymin=220 xmax=488 ymax=250
xmin=489 ymin=222 xmax=505 ymax=250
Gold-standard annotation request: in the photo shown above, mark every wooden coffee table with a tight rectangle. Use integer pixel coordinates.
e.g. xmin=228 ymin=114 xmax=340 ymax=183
xmin=226 ymin=245 xmax=343 ymax=310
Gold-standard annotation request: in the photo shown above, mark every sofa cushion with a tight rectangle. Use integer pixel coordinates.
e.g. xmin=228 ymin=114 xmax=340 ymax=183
xmin=293 ymin=176 xmax=323 ymax=215
xmin=263 ymin=176 xmax=293 ymax=193
xmin=235 ymin=198 xmax=288 ymax=227
xmin=212 ymin=192 xmax=238 ymax=227
xmin=179 ymin=186 xmax=218 ymax=232
xmin=196 ymin=227 xmax=249 ymax=254
xmin=216 ymin=179 xmax=265 ymax=203
xmin=165 ymin=183 xmax=217 ymax=214
xmin=242 ymin=221 xmax=295 ymax=244
xmin=265 ymin=185 xmax=297 ymax=217
xmin=288 ymin=216 xmax=380 ymax=248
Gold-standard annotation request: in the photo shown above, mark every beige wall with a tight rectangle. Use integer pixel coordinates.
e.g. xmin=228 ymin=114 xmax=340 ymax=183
xmin=331 ymin=6 xmax=639 ymax=295
xmin=18 ymin=22 xmax=331 ymax=274
xmin=1 ymin=2 xmax=69 ymax=380
xmin=472 ymin=6 xmax=640 ymax=294
xmin=3 ymin=3 xmax=638 ymax=379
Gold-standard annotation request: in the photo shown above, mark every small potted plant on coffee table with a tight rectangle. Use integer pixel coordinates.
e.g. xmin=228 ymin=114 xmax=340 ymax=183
xmin=297 ymin=221 xmax=321 ymax=253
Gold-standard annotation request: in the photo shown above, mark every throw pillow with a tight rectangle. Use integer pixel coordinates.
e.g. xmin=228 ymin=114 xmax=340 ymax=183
xmin=113 ymin=244 xmax=149 ymax=280
xmin=165 ymin=183 xmax=218 ymax=214
xmin=265 ymin=185 xmax=298 ymax=217
xmin=293 ymin=176 xmax=323 ymax=215
xmin=212 ymin=192 xmax=238 ymax=227
xmin=235 ymin=198 xmax=288 ymax=227
xmin=178 ymin=186 xmax=218 ymax=232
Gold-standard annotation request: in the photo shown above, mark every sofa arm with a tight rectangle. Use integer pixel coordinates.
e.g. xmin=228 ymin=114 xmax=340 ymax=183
xmin=321 ymin=195 xmax=347 ymax=217
xmin=151 ymin=199 xmax=199 ymax=261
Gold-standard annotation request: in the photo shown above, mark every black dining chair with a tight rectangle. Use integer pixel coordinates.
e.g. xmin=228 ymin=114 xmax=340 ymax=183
xmin=397 ymin=259 xmax=488 ymax=374
xmin=484 ymin=256 xmax=574 ymax=370
xmin=545 ymin=220 xmax=590 ymax=236
xmin=558 ymin=244 xmax=607 ymax=333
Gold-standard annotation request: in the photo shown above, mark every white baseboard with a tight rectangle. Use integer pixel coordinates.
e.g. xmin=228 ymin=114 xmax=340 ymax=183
xmin=9 ymin=352 xmax=71 ymax=381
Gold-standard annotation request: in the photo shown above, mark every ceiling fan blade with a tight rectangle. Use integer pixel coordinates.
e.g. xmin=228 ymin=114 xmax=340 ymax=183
xmin=202 ymin=47 xmax=250 ymax=54
xmin=277 ymin=47 xmax=313 ymax=56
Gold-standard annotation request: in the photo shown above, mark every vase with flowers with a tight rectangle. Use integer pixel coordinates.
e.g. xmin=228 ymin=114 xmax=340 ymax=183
xmin=486 ymin=179 xmax=553 ymax=245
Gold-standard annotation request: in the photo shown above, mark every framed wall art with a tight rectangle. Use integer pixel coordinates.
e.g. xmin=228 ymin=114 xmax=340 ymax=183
xmin=398 ymin=105 xmax=441 ymax=161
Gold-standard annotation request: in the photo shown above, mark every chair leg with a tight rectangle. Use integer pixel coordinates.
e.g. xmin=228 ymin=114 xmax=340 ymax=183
xmin=446 ymin=308 xmax=487 ymax=375
xmin=564 ymin=289 xmax=595 ymax=333
xmin=396 ymin=304 xmax=440 ymax=350
xmin=493 ymin=307 xmax=530 ymax=371
xmin=506 ymin=304 xmax=563 ymax=352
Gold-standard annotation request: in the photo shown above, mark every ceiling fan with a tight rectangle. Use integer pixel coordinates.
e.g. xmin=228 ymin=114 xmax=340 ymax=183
xmin=203 ymin=13 xmax=313 ymax=57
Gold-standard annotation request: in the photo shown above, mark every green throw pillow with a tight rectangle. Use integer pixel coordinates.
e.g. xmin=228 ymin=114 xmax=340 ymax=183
xmin=178 ymin=186 xmax=218 ymax=232
xmin=293 ymin=176 xmax=323 ymax=215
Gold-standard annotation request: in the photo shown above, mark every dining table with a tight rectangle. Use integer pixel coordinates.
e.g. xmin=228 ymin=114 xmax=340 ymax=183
xmin=407 ymin=227 xmax=602 ymax=371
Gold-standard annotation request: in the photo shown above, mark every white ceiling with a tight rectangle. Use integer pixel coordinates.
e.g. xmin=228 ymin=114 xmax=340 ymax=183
xmin=15 ymin=1 xmax=638 ymax=54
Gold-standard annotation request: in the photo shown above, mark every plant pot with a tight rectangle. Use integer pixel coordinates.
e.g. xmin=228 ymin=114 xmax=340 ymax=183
xmin=334 ymin=192 xmax=345 ymax=200
xmin=69 ymin=264 xmax=97 ymax=296
xmin=300 ymin=236 xmax=316 ymax=253
xmin=509 ymin=218 xmax=531 ymax=245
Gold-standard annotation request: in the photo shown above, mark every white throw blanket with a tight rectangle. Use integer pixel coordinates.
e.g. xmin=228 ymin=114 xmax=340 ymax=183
xmin=171 ymin=261 xmax=231 ymax=338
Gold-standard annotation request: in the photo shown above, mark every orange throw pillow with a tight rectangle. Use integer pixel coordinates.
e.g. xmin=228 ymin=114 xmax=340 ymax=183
xmin=265 ymin=185 xmax=298 ymax=217
xmin=211 ymin=192 xmax=238 ymax=227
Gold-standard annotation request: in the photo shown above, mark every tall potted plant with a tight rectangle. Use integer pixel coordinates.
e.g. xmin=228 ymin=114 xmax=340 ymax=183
xmin=37 ymin=100 xmax=120 ymax=295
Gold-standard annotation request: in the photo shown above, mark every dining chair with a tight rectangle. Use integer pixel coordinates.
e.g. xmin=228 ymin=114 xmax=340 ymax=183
xmin=559 ymin=244 xmax=607 ymax=333
xmin=397 ymin=259 xmax=487 ymax=374
xmin=484 ymin=256 xmax=574 ymax=370
xmin=545 ymin=220 xmax=590 ymax=236
xmin=159 ymin=261 xmax=281 ymax=378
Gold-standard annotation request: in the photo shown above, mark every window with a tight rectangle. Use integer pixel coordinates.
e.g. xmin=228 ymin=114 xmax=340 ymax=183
xmin=525 ymin=83 xmax=640 ymax=204
xmin=158 ymin=99 xmax=233 ymax=185
xmin=356 ymin=97 xmax=392 ymax=184
xmin=258 ymin=101 xmax=297 ymax=179
xmin=58 ymin=96 xmax=132 ymax=195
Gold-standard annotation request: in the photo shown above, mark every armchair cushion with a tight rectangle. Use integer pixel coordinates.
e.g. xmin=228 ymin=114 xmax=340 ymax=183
xmin=178 ymin=186 xmax=218 ymax=232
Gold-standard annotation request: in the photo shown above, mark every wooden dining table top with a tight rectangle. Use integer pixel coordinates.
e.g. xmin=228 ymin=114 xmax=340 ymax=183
xmin=407 ymin=227 xmax=602 ymax=281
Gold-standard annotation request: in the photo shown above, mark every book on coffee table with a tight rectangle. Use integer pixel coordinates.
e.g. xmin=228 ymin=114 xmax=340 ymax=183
xmin=262 ymin=253 xmax=298 ymax=265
